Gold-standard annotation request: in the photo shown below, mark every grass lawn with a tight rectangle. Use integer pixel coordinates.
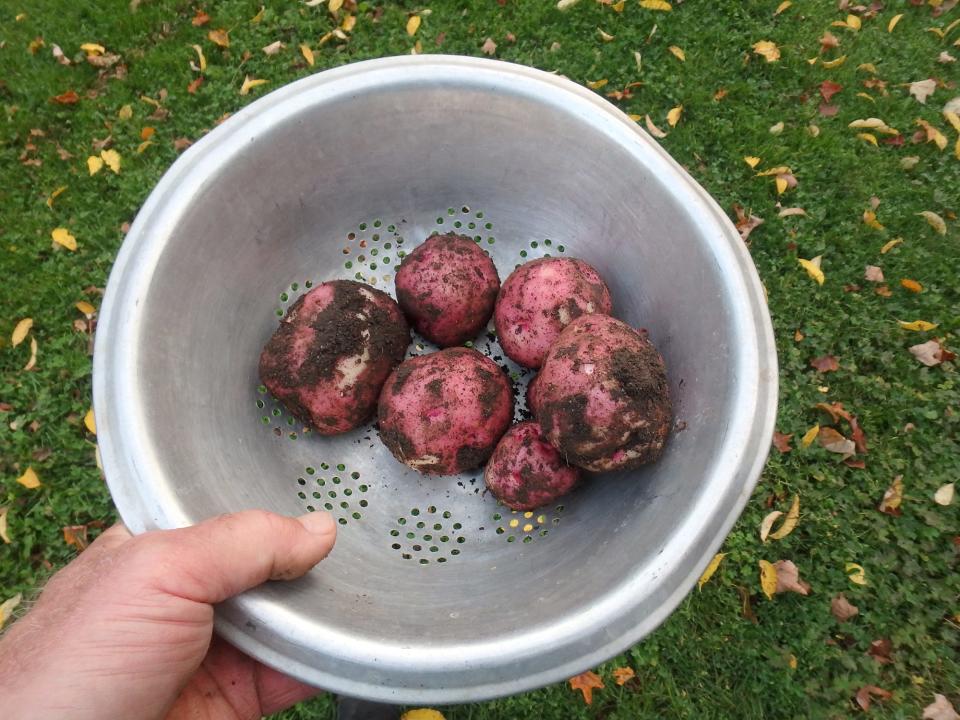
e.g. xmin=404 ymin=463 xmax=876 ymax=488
xmin=2 ymin=0 xmax=959 ymax=717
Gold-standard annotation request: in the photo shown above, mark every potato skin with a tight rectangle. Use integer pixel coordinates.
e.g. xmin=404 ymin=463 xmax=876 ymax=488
xmin=378 ymin=347 xmax=513 ymax=475
xmin=259 ymin=280 xmax=410 ymax=435
xmin=484 ymin=422 xmax=580 ymax=511
xmin=535 ymin=314 xmax=671 ymax=472
xmin=394 ymin=233 xmax=500 ymax=347
xmin=494 ymin=257 xmax=613 ymax=368
xmin=526 ymin=373 xmax=543 ymax=416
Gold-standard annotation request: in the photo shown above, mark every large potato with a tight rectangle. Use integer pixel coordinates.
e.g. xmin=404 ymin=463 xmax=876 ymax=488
xmin=259 ymin=280 xmax=410 ymax=434
xmin=494 ymin=257 xmax=613 ymax=368
xmin=378 ymin=348 xmax=513 ymax=475
xmin=535 ymin=314 xmax=672 ymax=471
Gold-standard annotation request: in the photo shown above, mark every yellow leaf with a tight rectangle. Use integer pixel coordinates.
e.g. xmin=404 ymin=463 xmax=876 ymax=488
xmin=46 ymin=185 xmax=67 ymax=208
xmin=612 ymin=0 xmax=626 ymax=12
xmin=898 ymin=319 xmax=939 ymax=332
xmin=400 ymin=711 xmax=446 ymax=720
xmin=752 ymin=40 xmax=780 ymax=62
xmin=208 ymin=28 xmax=230 ymax=48
xmin=75 ymin=300 xmax=96 ymax=316
xmin=769 ymin=495 xmax=800 ymax=540
xmin=84 ymin=407 xmax=97 ymax=434
xmin=137 ymin=141 xmax=152 ymax=154
xmin=87 ymin=155 xmax=104 ymax=175
xmin=668 ymin=45 xmax=685 ymax=61
xmin=0 ymin=506 xmax=10 ymax=544
xmin=23 ymin=336 xmax=37 ymax=371
xmin=801 ymin=424 xmax=820 ymax=448
xmin=645 ymin=114 xmax=668 ymax=138
xmin=775 ymin=176 xmax=788 ymax=194
xmin=117 ymin=104 xmax=133 ymax=120
xmin=888 ymin=13 xmax=903 ymax=32
xmin=300 ymin=44 xmax=315 ymax=66
xmin=822 ymin=55 xmax=847 ymax=69
xmin=944 ymin=111 xmax=960 ymax=133
xmin=240 ymin=76 xmax=267 ymax=95
xmin=250 ymin=5 xmax=265 ymax=23
xmin=857 ymin=133 xmax=878 ymax=146
xmin=934 ymin=482 xmax=955 ymax=506
xmin=901 ymin=278 xmax=923 ymax=293
xmin=760 ymin=511 xmax=783 ymax=542
xmin=846 ymin=14 xmax=861 ymax=30
xmin=666 ymin=105 xmax=683 ymax=127
xmin=759 ymin=560 xmax=778 ymax=600
xmin=192 ymin=44 xmax=207 ymax=72
xmin=100 ymin=148 xmax=121 ymax=174
xmin=80 ymin=42 xmax=105 ymax=55
xmin=846 ymin=562 xmax=867 ymax=585
xmin=788 ymin=654 xmax=798 ymax=670
xmin=51 ymin=227 xmax=77 ymax=251
xmin=918 ymin=210 xmax=947 ymax=235
xmin=880 ymin=237 xmax=903 ymax=254
xmin=141 ymin=126 xmax=155 ymax=140
xmin=0 ymin=593 xmax=22 ymax=629
xmin=928 ymin=27 xmax=945 ymax=38
xmin=879 ymin=476 xmax=904 ymax=515
xmin=698 ymin=552 xmax=726 ymax=590
xmin=916 ymin=119 xmax=948 ymax=150
xmin=406 ymin=15 xmax=421 ymax=36
xmin=857 ymin=63 xmax=878 ymax=74
xmin=856 ymin=93 xmax=876 ymax=103
xmin=627 ymin=113 xmax=642 ymax=121
xmin=341 ymin=14 xmax=356 ymax=32
xmin=863 ymin=210 xmax=884 ymax=230
xmin=639 ymin=0 xmax=672 ymax=10
xmin=744 ymin=156 xmax=761 ymax=168
xmin=11 ymin=318 xmax=32 ymax=347
xmin=16 ymin=467 xmax=41 ymax=489
xmin=587 ymin=79 xmax=608 ymax=89
xmin=756 ymin=165 xmax=791 ymax=176
xmin=329 ymin=0 xmax=343 ymax=12
xmin=598 ymin=28 xmax=615 ymax=42
xmin=612 ymin=666 xmax=635 ymax=685
xmin=775 ymin=0 xmax=791 ymax=15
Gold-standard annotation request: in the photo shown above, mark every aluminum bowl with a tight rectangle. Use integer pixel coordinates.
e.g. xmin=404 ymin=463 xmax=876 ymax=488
xmin=94 ymin=55 xmax=777 ymax=704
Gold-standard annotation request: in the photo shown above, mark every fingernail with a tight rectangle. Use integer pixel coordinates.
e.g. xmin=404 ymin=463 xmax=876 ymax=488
xmin=297 ymin=511 xmax=337 ymax=535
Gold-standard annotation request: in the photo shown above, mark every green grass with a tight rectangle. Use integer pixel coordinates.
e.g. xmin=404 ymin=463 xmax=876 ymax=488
xmin=2 ymin=0 xmax=959 ymax=718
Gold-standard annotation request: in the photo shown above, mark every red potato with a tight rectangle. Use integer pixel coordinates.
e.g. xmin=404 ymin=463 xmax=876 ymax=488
xmin=535 ymin=314 xmax=672 ymax=472
xmin=378 ymin=347 xmax=513 ymax=475
xmin=259 ymin=280 xmax=410 ymax=434
xmin=484 ymin=421 xmax=580 ymax=511
xmin=526 ymin=373 xmax=543 ymax=416
xmin=394 ymin=233 xmax=500 ymax=347
xmin=494 ymin=257 xmax=613 ymax=368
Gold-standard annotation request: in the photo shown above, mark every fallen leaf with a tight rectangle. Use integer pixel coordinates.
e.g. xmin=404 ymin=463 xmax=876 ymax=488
xmin=819 ymin=427 xmax=855 ymax=456
xmin=191 ymin=44 xmax=207 ymax=72
xmin=857 ymin=62 xmax=878 ymax=74
xmin=0 ymin=506 xmax=10 ymax=544
xmin=83 ymin=407 xmax=96 ymax=434
xmin=406 ymin=15 xmax=421 ymax=36
xmin=24 ymin=337 xmax=37 ymax=371
xmin=187 ymin=76 xmax=203 ymax=94
xmin=192 ymin=9 xmax=210 ymax=26
xmin=341 ymin=14 xmax=356 ymax=32
xmin=810 ymin=355 xmax=839 ymax=372
xmin=945 ymin=111 xmax=960 ymax=133
xmin=744 ymin=155 xmax=761 ymax=168
xmin=820 ymin=103 xmax=840 ymax=117
xmin=481 ymin=37 xmax=497 ymax=55
xmin=569 ymin=671 xmax=604 ymax=705
xmin=774 ymin=559 xmax=810 ymax=595
xmin=917 ymin=120 xmax=948 ymax=150
xmin=939 ymin=51 xmax=957 ymax=64
xmin=208 ymin=28 xmax=230 ymax=47
xmin=801 ymin=424 xmax=820 ymax=448
xmin=773 ymin=431 xmax=793 ymax=453
xmin=822 ymin=55 xmax=847 ymax=69
xmin=52 ymin=227 xmax=77 ymax=251
xmin=779 ymin=207 xmax=806 ymax=218
xmin=173 ymin=137 xmax=193 ymax=152
xmin=11 ymin=318 xmax=32 ymax=347
xmin=645 ymin=114 xmax=668 ymax=138
xmin=759 ymin=560 xmax=777 ymax=599
xmin=888 ymin=13 xmax=903 ymax=32
xmin=755 ymin=165 xmax=791 ymax=176
xmin=400 ymin=711 xmax=446 ymax=720
xmin=598 ymin=28 xmax=615 ymax=42
xmin=639 ymin=0 xmax=672 ymax=9
xmin=698 ymin=552 xmax=726 ymax=590
xmin=52 ymin=90 xmax=80 ymax=105
xmin=878 ymin=476 xmax=903 ymax=515
xmin=831 ymin=593 xmax=859 ymax=622
xmin=910 ymin=339 xmax=955 ymax=367
xmin=867 ymin=638 xmax=893 ymax=664
xmin=769 ymin=120 xmax=785 ymax=135
xmin=880 ymin=237 xmax=904 ymax=253
xmin=87 ymin=155 xmax=104 ymax=175
xmin=250 ymin=5 xmax=265 ymax=22
xmin=846 ymin=562 xmax=868 ymax=585
xmin=52 ymin=44 xmax=71 ymax=65
xmin=775 ymin=0 xmax=792 ymax=14
xmin=240 ymin=76 xmax=267 ymax=95
xmin=76 ymin=300 xmax=96 ymax=316
xmin=798 ymin=257 xmax=824 ymax=285
xmin=901 ymin=278 xmax=923 ymax=293
xmin=611 ymin=0 xmax=625 ymax=11
xmin=100 ymin=148 xmax=120 ymax=174
xmin=865 ymin=265 xmax=884 ymax=282
xmin=820 ymin=80 xmax=843 ymax=102
xmin=300 ymin=44 xmax=315 ymax=66
xmin=918 ymin=210 xmax=947 ymax=235
xmin=808 ymin=124 xmax=821 ymax=136
xmin=612 ymin=667 xmax=635 ymax=685
xmin=668 ymin=45 xmax=685 ymax=61
xmin=858 ymin=132 xmax=880 ymax=146
xmin=63 ymin=524 xmax=89 ymax=551
xmin=80 ymin=42 xmax=105 ymax=55
xmin=87 ymin=52 xmax=121 ymax=69
xmin=16 ymin=467 xmax=41 ymax=489
xmin=856 ymin=686 xmax=892 ymax=711
xmin=262 ymin=40 xmax=284 ymax=55
xmin=586 ymin=79 xmax=608 ymax=90
xmin=910 ymin=79 xmax=937 ymax=104
xmin=769 ymin=495 xmax=800 ymax=540
xmin=820 ymin=31 xmax=840 ymax=52
xmin=898 ymin=320 xmax=937 ymax=331
xmin=329 ymin=0 xmax=343 ymax=12
xmin=833 ymin=14 xmax=862 ymax=30
xmin=0 ymin=594 xmax=22 ymax=629
xmin=557 ymin=0 xmax=582 ymax=9
xmin=934 ymin=483 xmax=955 ymax=506
xmin=752 ymin=40 xmax=780 ymax=62
xmin=923 ymin=694 xmax=960 ymax=720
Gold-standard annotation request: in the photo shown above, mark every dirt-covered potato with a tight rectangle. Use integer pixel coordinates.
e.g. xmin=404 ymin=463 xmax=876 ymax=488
xmin=494 ymin=257 xmax=613 ymax=368
xmin=259 ymin=280 xmax=410 ymax=434
xmin=394 ymin=233 xmax=500 ymax=347
xmin=484 ymin=421 xmax=580 ymax=510
xmin=378 ymin=347 xmax=513 ymax=475
xmin=535 ymin=314 xmax=671 ymax=471
xmin=525 ymin=373 xmax=543 ymax=417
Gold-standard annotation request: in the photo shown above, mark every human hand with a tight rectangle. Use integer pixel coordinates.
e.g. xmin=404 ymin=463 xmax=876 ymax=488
xmin=0 ymin=510 xmax=337 ymax=720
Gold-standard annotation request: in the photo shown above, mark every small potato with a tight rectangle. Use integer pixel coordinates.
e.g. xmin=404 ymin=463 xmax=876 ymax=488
xmin=494 ymin=257 xmax=613 ymax=368
xmin=395 ymin=233 xmax=500 ymax=347
xmin=484 ymin=421 xmax=580 ymax=511
xmin=378 ymin=347 xmax=513 ymax=475
xmin=536 ymin=314 xmax=671 ymax=471
xmin=259 ymin=280 xmax=410 ymax=434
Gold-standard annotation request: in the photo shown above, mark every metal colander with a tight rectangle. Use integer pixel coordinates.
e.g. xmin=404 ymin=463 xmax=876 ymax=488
xmin=94 ymin=56 xmax=777 ymax=705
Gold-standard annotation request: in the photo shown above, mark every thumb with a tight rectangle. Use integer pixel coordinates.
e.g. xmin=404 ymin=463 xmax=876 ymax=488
xmin=136 ymin=510 xmax=336 ymax=604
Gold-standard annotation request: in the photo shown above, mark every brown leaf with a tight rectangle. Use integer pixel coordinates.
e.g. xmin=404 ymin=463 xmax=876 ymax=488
xmin=773 ymin=431 xmax=793 ymax=453
xmin=910 ymin=339 xmax=955 ymax=367
xmin=923 ymin=694 xmax=960 ymax=720
xmin=819 ymin=103 xmax=840 ymax=117
xmin=849 ymin=417 xmax=868 ymax=454
xmin=737 ymin=585 xmax=759 ymax=623
xmin=867 ymin=638 xmax=893 ymax=664
xmin=86 ymin=52 xmax=120 ymax=68
xmin=612 ymin=666 xmax=635 ymax=685
xmin=732 ymin=204 xmax=764 ymax=242
xmin=855 ymin=685 xmax=891 ymax=711
xmin=774 ymin=560 xmax=810 ymax=595
xmin=481 ymin=37 xmax=497 ymax=55
xmin=62 ymin=524 xmax=89 ymax=551
xmin=818 ymin=426 xmax=855 ymax=456
xmin=173 ymin=137 xmax=193 ymax=152
xmin=864 ymin=265 xmax=884 ymax=282
xmin=187 ymin=76 xmax=204 ymax=94
xmin=569 ymin=671 xmax=604 ymax=705
xmin=52 ymin=90 xmax=80 ymax=105
xmin=208 ymin=28 xmax=230 ymax=47
xmin=875 ymin=284 xmax=892 ymax=297
xmin=831 ymin=593 xmax=859 ymax=622
xmin=820 ymin=80 xmax=843 ymax=102
xmin=901 ymin=278 xmax=923 ymax=293
xmin=810 ymin=355 xmax=839 ymax=372
xmin=192 ymin=9 xmax=211 ymax=26
xmin=878 ymin=475 xmax=903 ymax=515
xmin=819 ymin=31 xmax=840 ymax=53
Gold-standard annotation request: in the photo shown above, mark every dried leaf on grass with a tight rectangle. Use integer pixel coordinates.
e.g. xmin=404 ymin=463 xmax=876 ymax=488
xmin=810 ymin=355 xmax=839 ymax=372
xmin=11 ymin=318 xmax=32 ymax=347
xmin=865 ymin=265 xmax=884 ymax=282
xmin=923 ymin=694 xmax=960 ymax=720
xmin=774 ymin=559 xmax=810 ymax=595
xmin=867 ymin=638 xmax=893 ymax=664
xmin=0 ymin=506 xmax=10 ymax=544
xmin=612 ymin=667 xmax=635 ymax=685
xmin=16 ymin=467 xmax=41 ymax=489
xmin=0 ymin=594 xmax=22 ymax=629
xmin=752 ymin=40 xmax=780 ymax=62
xmin=846 ymin=562 xmax=868 ymax=585
xmin=798 ymin=257 xmax=824 ymax=285
xmin=856 ymin=685 xmax=891 ymax=711
xmin=698 ymin=552 xmax=725 ymax=590
xmin=831 ymin=593 xmax=859 ymax=622
xmin=773 ymin=431 xmax=793 ymax=453
xmin=934 ymin=483 xmax=955 ymax=506
xmin=910 ymin=339 xmax=956 ymax=367
xmin=818 ymin=427 xmax=855 ymax=457
xmin=878 ymin=476 xmax=903 ymax=515
xmin=569 ymin=671 xmax=604 ymax=704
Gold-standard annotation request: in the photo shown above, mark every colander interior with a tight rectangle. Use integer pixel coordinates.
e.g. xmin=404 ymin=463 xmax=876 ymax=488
xmin=95 ymin=56 xmax=776 ymax=704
